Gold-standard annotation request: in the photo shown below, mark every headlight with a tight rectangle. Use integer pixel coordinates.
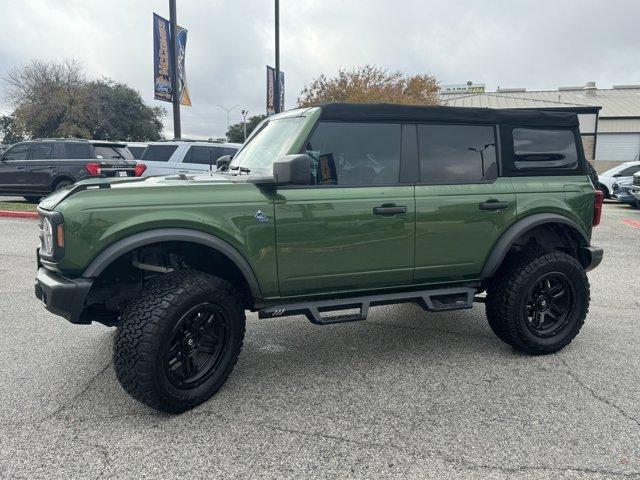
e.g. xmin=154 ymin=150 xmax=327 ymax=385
xmin=42 ymin=217 xmax=54 ymax=256
xmin=37 ymin=210 xmax=64 ymax=261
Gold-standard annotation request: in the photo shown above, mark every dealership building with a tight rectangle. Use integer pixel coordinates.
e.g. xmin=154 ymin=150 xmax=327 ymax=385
xmin=440 ymin=82 xmax=640 ymax=172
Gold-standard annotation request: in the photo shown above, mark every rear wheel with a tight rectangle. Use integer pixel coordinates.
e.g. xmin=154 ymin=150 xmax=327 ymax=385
xmin=52 ymin=179 xmax=72 ymax=191
xmin=114 ymin=270 xmax=245 ymax=413
xmin=486 ymin=250 xmax=589 ymax=355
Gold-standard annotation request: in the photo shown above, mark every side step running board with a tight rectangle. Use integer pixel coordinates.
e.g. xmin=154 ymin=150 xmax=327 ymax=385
xmin=258 ymin=287 xmax=475 ymax=325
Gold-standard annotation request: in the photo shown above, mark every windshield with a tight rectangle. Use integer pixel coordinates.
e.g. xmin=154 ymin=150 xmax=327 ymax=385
xmin=230 ymin=117 xmax=305 ymax=173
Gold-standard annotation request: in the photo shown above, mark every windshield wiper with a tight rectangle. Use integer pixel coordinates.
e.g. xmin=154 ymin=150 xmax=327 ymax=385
xmin=229 ymin=165 xmax=251 ymax=175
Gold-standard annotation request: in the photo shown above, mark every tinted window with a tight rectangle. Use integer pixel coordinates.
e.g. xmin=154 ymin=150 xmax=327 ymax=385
xmin=184 ymin=146 xmax=223 ymax=165
xmin=618 ymin=165 xmax=640 ymax=176
xmin=2 ymin=143 xmax=30 ymax=160
xmin=222 ymin=147 xmax=238 ymax=158
xmin=513 ymin=129 xmax=578 ymax=170
xmin=64 ymin=143 xmax=93 ymax=159
xmin=94 ymin=146 xmax=131 ymax=159
xmin=29 ymin=142 xmax=54 ymax=160
xmin=305 ymin=122 xmax=401 ymax=185
xmin=418 ymin=124 xmax=497 ymax=183
xmin=128 ymin=146 xmax=146 ymax=159
xmin=141 ymin=145 xmax=178 ymax=162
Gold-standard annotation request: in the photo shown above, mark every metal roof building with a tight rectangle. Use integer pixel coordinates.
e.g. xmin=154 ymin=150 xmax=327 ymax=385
xmin=441 ymin=82 xmax=640 ymax=171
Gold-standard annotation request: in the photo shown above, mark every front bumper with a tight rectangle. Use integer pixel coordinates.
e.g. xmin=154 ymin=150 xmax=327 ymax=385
xmin=35 ymin=267 xmax=93 ymax=324
xmin=581 ymin=246 xmax=603 ymax=272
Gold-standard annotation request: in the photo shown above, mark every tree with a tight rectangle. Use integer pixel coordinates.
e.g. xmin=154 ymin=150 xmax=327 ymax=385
xmin=297 ymin=65 xmax=439 ymax=107
xmin=0 ymin=114 xmax=25 ymax=144
xmin=83 ymin=79 xmax=165 ymax=141
xmin=226 ymin=114 xmax=266 ymax=143
xmin=2 ymin=59 xmax=165 ymax=141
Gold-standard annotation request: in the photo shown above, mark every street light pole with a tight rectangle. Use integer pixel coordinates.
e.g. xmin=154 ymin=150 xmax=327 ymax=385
xmin=218 ymin=104 xmax=239 ymax=131
xmin=169 ymin=0 xmax=181 ymax=139
xmin=241 ymin=110 xmax=248 ymax=141
xmin=274 ymin=0 xmax=280 ymax=114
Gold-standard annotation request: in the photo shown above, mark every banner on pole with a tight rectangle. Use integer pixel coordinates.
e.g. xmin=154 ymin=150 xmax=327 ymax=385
xmin=266 ymin=66 xmax=284 ymax=115
xmin=153 ymin=13 xmax=191 ymax=106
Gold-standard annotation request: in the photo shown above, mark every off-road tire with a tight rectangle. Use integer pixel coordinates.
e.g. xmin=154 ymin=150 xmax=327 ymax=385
xmin=486 ymin=250 xmax=589 ymax=355
xmin=114 ymin=270 xmax=246 ymax=413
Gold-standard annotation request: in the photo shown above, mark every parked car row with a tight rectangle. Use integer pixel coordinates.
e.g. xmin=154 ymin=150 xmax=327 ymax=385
xmin=0 ymin=138 xmax=241 ymax=200
xmin=595 ymin=161 xmax=640 ymax=209
xmin=0 ymin=139 xmax=143 ymax=201
xmin=629 ymin=172 xmax=640 ymax=208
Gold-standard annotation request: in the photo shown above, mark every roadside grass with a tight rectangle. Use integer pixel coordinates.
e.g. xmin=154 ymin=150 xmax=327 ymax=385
xmin=0 ymin=201 xmax=37 ymax=212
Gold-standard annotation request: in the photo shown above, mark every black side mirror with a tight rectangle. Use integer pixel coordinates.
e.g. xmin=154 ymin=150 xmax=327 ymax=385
xmin=216 ymin=155 xmax=231 ymax=171
xmin=273 ymin=154 xmax=311 ymax=186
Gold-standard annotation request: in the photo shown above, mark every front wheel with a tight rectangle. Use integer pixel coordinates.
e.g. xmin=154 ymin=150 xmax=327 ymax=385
xmin=486 ymin=250 xmax=589 ymax=355
xmin=114 ymin=270 xmax=246 ymax=413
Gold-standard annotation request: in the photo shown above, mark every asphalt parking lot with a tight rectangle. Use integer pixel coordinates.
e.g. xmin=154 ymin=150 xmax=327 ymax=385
xmin=1 ymin=202 xmax=639 ymax=479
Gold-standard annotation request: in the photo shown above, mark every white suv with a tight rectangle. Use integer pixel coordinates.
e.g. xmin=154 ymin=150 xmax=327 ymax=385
xmin=139 ymin=141 xmax=241 ymax=176
xmin=597 ymin=161 xmax=640 ymax=198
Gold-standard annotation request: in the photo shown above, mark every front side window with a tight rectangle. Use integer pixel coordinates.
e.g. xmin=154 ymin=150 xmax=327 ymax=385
xmin=64 ymin=143 xmax=93 ymax=159
xmin=513 ymin=128 xmax=578 ymax=170
xmin=418 ymin=124 xmax=497 ymax=183
xmin=29 ymin=142 xmax=54 ymax=160
xmin=185 ymin=146 xmax=223 ymax=165
xmin=305 ymin=122 xmax=401 ymax=185
xmin=231 ymin=117 xmax=304 ymax=174
xmin=3 ymin=143 xmax=30 ymax=160
xmin=141 ymin=145 xmax=178 ymax=162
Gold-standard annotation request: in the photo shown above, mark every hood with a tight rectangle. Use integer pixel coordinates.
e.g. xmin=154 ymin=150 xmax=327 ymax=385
xmin=38 ymin=171 xmax=244 ymax=211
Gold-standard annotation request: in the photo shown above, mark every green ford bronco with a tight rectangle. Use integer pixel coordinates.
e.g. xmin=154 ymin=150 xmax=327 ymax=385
xmin=35 ymin=103 xmax=604 ymax=412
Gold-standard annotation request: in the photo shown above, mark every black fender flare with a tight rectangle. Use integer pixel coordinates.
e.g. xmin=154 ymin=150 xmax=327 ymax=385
xmin=81 ymin=228 xmax=262 ymax=298
xmin=480 ymin=213 xmax=589 ymax=278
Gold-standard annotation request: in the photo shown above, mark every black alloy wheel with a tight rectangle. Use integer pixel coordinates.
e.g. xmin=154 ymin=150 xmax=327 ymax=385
xmin=523 ymin=272 xmax=573 ymax=337
xmin=164 ymin=302 xmax=230 ymax=388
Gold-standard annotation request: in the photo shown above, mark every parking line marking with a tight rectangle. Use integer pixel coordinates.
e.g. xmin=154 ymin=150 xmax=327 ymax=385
xmin=622 ymin=219 xmax=640 ymax=228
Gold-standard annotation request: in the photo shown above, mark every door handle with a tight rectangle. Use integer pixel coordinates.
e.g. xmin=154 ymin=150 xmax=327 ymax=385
xmin=373 ymin=204 xmax=407 ymax=215
xmin=479 ymin=200 xmax=509 ymax=211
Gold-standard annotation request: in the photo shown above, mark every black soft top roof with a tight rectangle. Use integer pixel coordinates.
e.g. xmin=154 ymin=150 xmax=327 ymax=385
xmin=318 ymin=103 xmax=579 ymax=127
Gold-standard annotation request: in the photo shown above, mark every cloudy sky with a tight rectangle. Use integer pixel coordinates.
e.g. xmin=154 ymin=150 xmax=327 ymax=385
xmin=1 ymin=0 xmax=639 ymax=139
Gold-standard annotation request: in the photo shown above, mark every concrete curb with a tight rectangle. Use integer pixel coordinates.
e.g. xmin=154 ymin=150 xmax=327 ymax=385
xmin=0 ymin=210 xmax=38 ymax=219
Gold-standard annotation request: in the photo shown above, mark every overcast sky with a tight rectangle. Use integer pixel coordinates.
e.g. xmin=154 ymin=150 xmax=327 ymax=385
xmin=1 ymin=0 xmax=639 ymax=139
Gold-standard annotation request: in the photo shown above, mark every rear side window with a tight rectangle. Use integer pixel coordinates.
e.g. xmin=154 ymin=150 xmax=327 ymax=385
xmin=184 ymin=146 xmax=224 ymax=165
xmin=418 ymin=124 xmax=497 ymax=184
xmin=222 ymin=147 xmax=238 ymax=158
xmin=64 ymin=143 xmax=93 ymax=159
xmin=29 ymin=142 xmax=54 ymax=160
xmin=141 ymin=145 xmax=178 ymax=162
xmin=128 ymin=146 xmax=146 ymax=159
xmin=305 ymin=122 xmax=401 ymax=185
xmin=513 ymin=129 xmax=578 ymax=170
